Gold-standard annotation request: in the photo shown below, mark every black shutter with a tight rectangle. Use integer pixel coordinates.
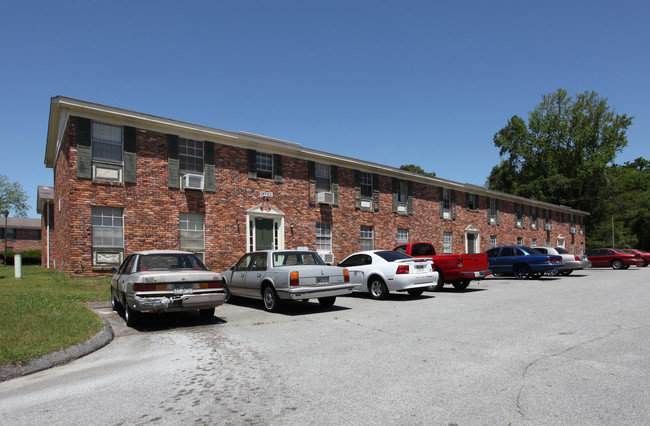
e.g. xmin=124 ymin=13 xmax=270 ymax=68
xmin=354 ymin=170 xmax=361 ymax=209
xmin=372 ymin=173 xmax=380 ymax=211
xmin=76 ymin=117 xmax=92 ymax=179
xmin=167 ymin=134 xmax=179 ymax=188
xmin=407 ymin=181 xmax=414 ymax=215
xmin=273 ymin=154 xmax=283 ymax=183
xmin=392 ymin=178 xmax=398 ymax=213
xmin=439 ymin=186 xmax=444 ymax=219
xmin=123 ymin=126 xmax=137 ymax=184
xmin=331 ymin=165 xmax=339 ymax=206
xmin=308 ymin=161 xmax=316 ymax=204
xmin=248 ymin=149 xmax=257 ymax=179
xmin=204 ymin=141 xmax=215 ymax=192
xmin=451 ymin=189 xmax=456 ymax=220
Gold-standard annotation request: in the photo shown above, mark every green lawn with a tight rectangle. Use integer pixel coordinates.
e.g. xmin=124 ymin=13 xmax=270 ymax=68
xmin=0 ymin=265 xmax=110 ymax=365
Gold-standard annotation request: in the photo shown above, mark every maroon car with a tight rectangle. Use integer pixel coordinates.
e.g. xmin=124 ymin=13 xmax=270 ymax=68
xmin=585 ymin=248 xmax=638 ymax=269
xmin=621 ymin=249 xmax=650 ymax=267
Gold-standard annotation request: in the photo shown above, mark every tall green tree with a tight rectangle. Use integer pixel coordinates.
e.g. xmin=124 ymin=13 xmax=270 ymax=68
xmin=400 ymin=164 xmax=436 ymax=177
xmin=0 ymin=175 xmax=30 ymax=217
xmin=488 ymin=89 xmax=633 ymax=212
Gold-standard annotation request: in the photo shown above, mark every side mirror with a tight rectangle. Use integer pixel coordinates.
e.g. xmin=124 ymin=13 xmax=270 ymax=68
xmin=110 ymin=267 xmax=117 ymax=274
xmin=229 ymin=266 xmax=235 ymax=271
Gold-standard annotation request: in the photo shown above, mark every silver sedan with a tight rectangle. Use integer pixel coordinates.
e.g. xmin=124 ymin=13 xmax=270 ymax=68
xmin=534 ymin=246 xmax=591 ymax=275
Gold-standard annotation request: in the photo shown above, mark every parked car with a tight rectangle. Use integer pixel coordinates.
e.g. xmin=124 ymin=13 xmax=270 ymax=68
xmin=485 ymin=246 xmax=563 ymax=279
xmin=110 ymin=250 xmax=227 ymax=326
xmin=337 ymin=250 xmax=438 ymax=299
xmin=533 ymin=247 xmax=591 ymax=275
xmin=620 ymin=249 xmax=650 ymax=267
xmin=393 ymin=242 xmax=491 ymax=290
xmin=221 ymin=250 xmax=356 ymax=312
xmin=585 ymin=248 xmax=638 ymax=269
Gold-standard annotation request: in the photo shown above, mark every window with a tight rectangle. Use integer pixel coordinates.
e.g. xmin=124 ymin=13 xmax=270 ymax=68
xmin=92 ymin=122 xmax=123 ymax=163
xmin=91 ymin=206 xmax=124 ymax=266
xmin=443 ymin=232 xmax=452 ymax=254
xmin=360 ymin=225 xmax=374 ymax=251
xmin=256 ymin=152 xmax=273 ymax=179
xmin=490 ymin=235 xmax=497 ymax=248
xmin=515 ymin=203 xmax=525 ymax=228
xmin=488 ymin=197 xmax=499 ymax=224
xmin=441 ymin=188 xmax=450 ymax=211
xmin=397 ymin=180 xmax=408 ymax=204
xmin=180 ymin=213 xmax=205 ymax=255
xmin=530 ymin=206 xmax=539 ymax=229
xmin=179 ymin=139 xmax=204 ymax=174
xmin=397 ymin=228 xmax=409 ymax=244
xmin=315 ymin=164 xmax=331 ymax=193
xmin=531 ymin=238 xmax=537 ymax=247
xmin=1 ymin=228 xmax=16 ymax=241
xmin=517 ymin=237 xmax=523 ymax=246
xmin=316 ymin=223 xmax=332 ymax=252
xmin=467 ymin=193 xmax=479 ymax=211
xmin=580 ymin=242 xmax=584 ymax=254
xmin=439 ymin=187 xmax=455 ymax=220
xmin=557 ymin=237 xmax=565 ymax=249
xmin=360 ymin=172 xmax=373 ymax=198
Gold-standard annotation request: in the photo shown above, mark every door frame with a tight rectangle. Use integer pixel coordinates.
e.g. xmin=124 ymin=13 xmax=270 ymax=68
xmin=246 ymin=203 xmax=285 ymax=252
xmin=465 ymin=225 xmax=480 ymax=254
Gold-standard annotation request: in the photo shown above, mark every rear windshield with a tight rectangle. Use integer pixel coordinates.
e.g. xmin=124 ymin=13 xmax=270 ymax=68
xmin=375 ymin=251 xmax=412 ymax=262
xmin=138 ymin=253 xmax=206 ymax=271
xmin=273 ymin=251 xmax=325 ymax=267
xmin=555 ymin=247 xmax=569 ymax=254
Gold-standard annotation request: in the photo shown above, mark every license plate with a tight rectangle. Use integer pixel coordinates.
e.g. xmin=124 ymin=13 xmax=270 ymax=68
xmin=174 ymin=284 xmax=193 ymax=294
xmin=415 ymin=264 xmax=424 ymax=270
xmin=474 ymin=271 xmax=484 ymax=278
xmin=316 ymin=276 xmax=329 ymax=284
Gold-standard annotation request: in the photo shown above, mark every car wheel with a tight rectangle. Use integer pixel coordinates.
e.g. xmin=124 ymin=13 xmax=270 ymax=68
xmin=452 ymin=280 xmax=470 ymax=290
xmin=223 ymin=285 xmax=231 ymax=303
xmin=559 ymin=270 xmax=573 ymax=276
xmin=262 ymin=285 xmax=282 ymax=312
xmin=643 ymin=260 xmax=648 ymax=267
xmin=318 ymin=296 xmax=336 ymax=307
xmin=199 ymin=307 xmax=215 ymax=319
xmin=622 ymin=265 xmax=630 ymax=269
xmin=407 ymin=289 xmax=424 ymax=297
xmin=124 ymin=303 xmax=139 ymax=327
xmin=368 ymin=276 xmax=388 ymax=300
xmin=513 ymin=264 xmax=531 ymax=280
xmin=612 ymin=260 xmax=623 ymax=269
xmin=427 ymin=270 xmax=445 ymax=291
xmin=545 ymin=269 xmax=559 ymax=276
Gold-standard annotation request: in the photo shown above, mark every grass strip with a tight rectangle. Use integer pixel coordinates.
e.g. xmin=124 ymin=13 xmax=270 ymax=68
xmin=0 ymin=265 xmax=110 ymax=365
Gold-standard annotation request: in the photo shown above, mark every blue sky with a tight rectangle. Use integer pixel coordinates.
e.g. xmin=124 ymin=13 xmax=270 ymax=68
xmin=2 ymin=0 xmax=648 ymax=218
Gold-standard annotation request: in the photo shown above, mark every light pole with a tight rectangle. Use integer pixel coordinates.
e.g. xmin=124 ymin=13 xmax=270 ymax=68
xmin=3 ymin=210 xmax=8 ymax=268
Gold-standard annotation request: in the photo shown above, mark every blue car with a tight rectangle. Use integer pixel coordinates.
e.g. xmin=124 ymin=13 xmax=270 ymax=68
xmin=485 ymin=246 xmax=564 ymax=279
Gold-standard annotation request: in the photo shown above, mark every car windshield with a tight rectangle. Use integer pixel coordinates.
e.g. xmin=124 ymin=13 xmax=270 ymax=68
xmin=272 ymin=251 xmax=325 ymax=267
xmin=555 ymin=247 xmax=569 ymax=254
xmin=375 ymin=251 xmax=412 ymax=262
xmin=137 ymin=253 xmax=206 ymax=271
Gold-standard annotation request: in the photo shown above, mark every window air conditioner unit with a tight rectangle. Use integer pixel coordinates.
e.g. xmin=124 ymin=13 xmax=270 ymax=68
xmin=443 ymin=211 xmax=450 ymax=220
xmin=569 ymin=226 xmax=576 ymax=234
xmin=182 ymin=174 xmax=204 ymax=190
xmin=515 ymin=219 xmax=522 ymax=228
xmin=579 ymin=229 xmax=583 ymax=235
xmin=321 ymin=252 xmax=334 ymax=264
xmin=531 ymin=223 xmax=537 ymax=230
xmin=397 ymin=204 xmax=406 ymax=213
xmin=544 ymin=223 xmax=553 ymax=231
xmin=489 ymin=217 xmax=496 ymax=224
xmin=316 ymin=191 xmax=334 ymax=204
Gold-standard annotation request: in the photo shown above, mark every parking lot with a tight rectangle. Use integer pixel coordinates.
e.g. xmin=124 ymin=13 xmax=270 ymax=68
xmin=1 ymin=267 xmax=649 ymax=425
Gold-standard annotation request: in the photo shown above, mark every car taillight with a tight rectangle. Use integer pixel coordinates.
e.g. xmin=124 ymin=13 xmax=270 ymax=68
xmin=290 ymin=271 xmax=299 ymax=286
xmin=199 ymin=282 xmax=223 ymax=289
xmin=133 ymin=283 xmax=166 ymax=291
xmin=457 ymin=258 xmax=463 ymax=268
xmin=396 ymin=265 xmax=410 ymax=274
xmin=343 ymin=269 xmax=350 ymax=283
xmin=574 ymin=255 xmax=580 ymax=261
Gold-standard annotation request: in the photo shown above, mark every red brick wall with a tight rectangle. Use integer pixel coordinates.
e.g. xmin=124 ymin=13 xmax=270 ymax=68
xmin=53 ymin=116 xmax=587 ymax=276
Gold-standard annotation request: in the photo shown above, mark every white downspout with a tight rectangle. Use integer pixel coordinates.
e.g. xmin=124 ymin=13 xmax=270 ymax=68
xmin=46 ymin=202 xmax=50 ymax=268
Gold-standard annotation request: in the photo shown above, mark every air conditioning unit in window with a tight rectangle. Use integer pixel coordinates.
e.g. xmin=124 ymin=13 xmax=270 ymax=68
xmin=544 ymin=223 xmax=553 ymax=231
xmin=515 ymin=219 xmax=522 ymax=228
xmin=569 ymin=226 xmax=576 ymax=234
xmin=182 ymin=174 xmax=204 ymax=191
xmin=316 ymin=191 xmax=334 ymax=204
xmin=531 ymin=223 xmax=537 ymax=230
xmin=321 ymin=252 xmax=334 ymax=264
xmin=489 ymin=217 xmax=496 ymax=224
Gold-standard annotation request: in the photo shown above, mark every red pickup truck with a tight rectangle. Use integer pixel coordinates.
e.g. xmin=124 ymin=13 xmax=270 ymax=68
xmin=393 ymin=242 xmax=491 ymax=290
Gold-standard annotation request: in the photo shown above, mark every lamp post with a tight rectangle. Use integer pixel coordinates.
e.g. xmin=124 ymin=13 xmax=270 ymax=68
xmin=3 ymin=210 xmax=8 ymax=267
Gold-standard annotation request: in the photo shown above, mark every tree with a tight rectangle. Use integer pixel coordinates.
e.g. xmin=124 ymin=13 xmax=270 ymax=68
xmin=400 ymin=164 xmax=436 ymax=177
xmin=487 ymin=89 xmax=633 ymax=212
xmin=0 ymin=175 xmax=30 ymax=217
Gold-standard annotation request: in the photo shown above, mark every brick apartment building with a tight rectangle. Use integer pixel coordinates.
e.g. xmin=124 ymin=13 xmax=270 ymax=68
xmin=42 ymin=96 xmax=588 ymax=277
xmin=1 ymin=217 xmax=41 ymax=254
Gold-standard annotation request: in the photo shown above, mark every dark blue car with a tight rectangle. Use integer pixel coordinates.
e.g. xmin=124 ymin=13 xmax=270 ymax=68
xmin=485 ymin=246 xmax=564 ymax=279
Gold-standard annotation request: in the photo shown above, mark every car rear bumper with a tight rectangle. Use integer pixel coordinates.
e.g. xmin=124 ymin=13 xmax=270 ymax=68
xmin=129 ymin=292 xmax=226 ymax=312
xmin=386 ymin=272 xmax=439 ymax=292
xmin=460 ymin=269 xmax=492 ymax=279
xmin=278 ymin=283 xmax=357 ymax=300
xmin=559 ymin=260 xmax=591 ymax=270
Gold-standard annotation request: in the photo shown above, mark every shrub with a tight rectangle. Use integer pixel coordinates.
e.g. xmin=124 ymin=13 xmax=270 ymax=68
xmin=0 ymin=250 xmax=41 ymax=265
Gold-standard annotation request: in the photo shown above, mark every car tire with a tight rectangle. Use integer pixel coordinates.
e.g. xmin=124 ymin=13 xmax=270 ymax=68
xmin=612 ymin=260 xmax=623 ymax=269
xmin=452 ymin=280 xmax=470 ymax=290
xmin=643 ymin=260 xmax=648 ymax=267
xmin=513 ymin=263 xmax=532 ymax=280
xmin=559 ymin=270 xmax=573 ymax=276
xmin=318 ymin=296 xmax=336 ymax=307
xmin=545 ymin=269 xmax=559 ymax=276
xmin=124 ymin=303 xmax=139 ymax=327
xmin=223 ymin=284 xmax=231 ymax=303
xmin=199 ymin=307 xmax=215 ymax=319
xmin=111 ymin=290 xmax=123 ymax=311
xmin=427 ymin=270 xmax=445 ymax=291
xmin=262 ymin=285 xmax=282 ymax=312
xmin=368 ymin=276 xmax=388 ymax=300
xmin=407 ymin=289 xmax=424 ymax=297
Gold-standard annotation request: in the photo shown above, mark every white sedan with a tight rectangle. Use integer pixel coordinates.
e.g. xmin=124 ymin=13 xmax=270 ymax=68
xmin=337 ymin=250 xmax=438 ymax=299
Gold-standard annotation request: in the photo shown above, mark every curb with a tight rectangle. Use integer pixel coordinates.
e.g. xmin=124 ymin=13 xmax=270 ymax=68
xmin=0 ymin=314 xmax=114 ymax=383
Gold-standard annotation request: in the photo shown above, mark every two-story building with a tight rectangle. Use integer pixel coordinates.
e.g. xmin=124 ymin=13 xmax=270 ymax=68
xmin=42 ymin=96 xmax=588 ymax=277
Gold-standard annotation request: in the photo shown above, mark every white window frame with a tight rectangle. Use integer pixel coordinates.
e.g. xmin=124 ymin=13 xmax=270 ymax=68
xmin=360 ymin=172 xmax=373 ymax=199
xmin=443 ymin=232 xmax=452 ymax=254
xmin=180 ymin=213 xmax=205 ymax=255
xmin=397 ymin=228 xmax=409 ymax=244
xmin=256 ymin=152 xmax=273 ymax=179
xmin=397 ymin=180 xmax=408 ymax=204
xmin=517 ymin=237 xmax=523 ymax=246
xmin=179 ymin=138 xmax=204 ymax=174
xmin=360 ymin=225 xmax=374 ymax=251
xmin=316 ymin=222 xmax=332 ymax=252
xmin=531 ymin=238 xmax=537 ymax=247
xmin=490 ymin=235 xmax=497 ymax=248
xmin=91 ymin=206 xmax=124 ymax=266
xmin=315 ymin=163 xmax=331 ymax=193
xmin=92 ymin=122 xmax=123 ymax=164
